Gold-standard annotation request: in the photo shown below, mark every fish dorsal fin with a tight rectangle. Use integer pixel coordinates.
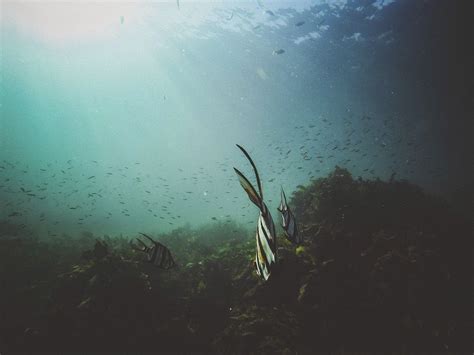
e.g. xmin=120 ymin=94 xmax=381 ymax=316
xmin=234 ymin=168 xmax=262 ymax=209
xmin=236 ymin=144 xmax=263 ymax=201
xmin=278 ymin=187 xmax=287 ymax=212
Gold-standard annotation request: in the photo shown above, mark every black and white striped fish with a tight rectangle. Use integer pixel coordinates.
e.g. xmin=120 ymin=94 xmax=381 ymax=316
xmin=131 ymin=233 xmax=176 ymax=269
xmin=278 ymin=188 xmax=301 ymax=244
xmin=234 ymin=144 xmax=277 ymax=281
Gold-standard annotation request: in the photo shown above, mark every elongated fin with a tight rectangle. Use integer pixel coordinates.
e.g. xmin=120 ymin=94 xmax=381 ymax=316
xmin=136 ymin=237 xmax=150 ymax=251
xmin=281 ymin=187 xmax=287 ymax=205
xmin=139 ymin=233 xmax=153 ymax=242
xmin=236 ymin=144 xmax=263 ymax=201
xmin=130 ymin=240 xmax=145 ymax=252
xmin=234 ymin=168 xmax=262 ymax=209
xmin=278 ymin=187 xmax=287 ymax=212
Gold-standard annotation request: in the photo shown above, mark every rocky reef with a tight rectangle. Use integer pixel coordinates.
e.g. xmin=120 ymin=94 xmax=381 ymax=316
xmin=0 ymin=167 xmax=470 ymax=352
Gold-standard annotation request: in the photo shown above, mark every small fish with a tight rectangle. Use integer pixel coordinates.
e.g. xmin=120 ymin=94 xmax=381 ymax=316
xmin=265 ymin=10 xmax=275 ymax=16
xmin=131 ymin=233 xmax=176 ymax=269
xmin=234 ymin=144 xmax=277 ymax=281
xmin=295 ymin=21 xmax=305 ymax=26
xmin=272 ymin=49 xmax=285 ymax=55
xmin=278 ymin=188 xmax=301 ymax=244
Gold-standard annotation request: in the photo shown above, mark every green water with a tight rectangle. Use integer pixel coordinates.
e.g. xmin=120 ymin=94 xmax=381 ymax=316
xmin=0 ymin=0 xmax=468 ymax=237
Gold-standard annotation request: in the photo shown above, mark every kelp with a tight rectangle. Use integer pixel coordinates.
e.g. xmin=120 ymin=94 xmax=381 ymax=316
xmin=0 ymin=167 xmax=470 ymax=352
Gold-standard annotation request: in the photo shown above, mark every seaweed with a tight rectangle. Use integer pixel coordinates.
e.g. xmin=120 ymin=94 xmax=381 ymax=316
xmin=0 ymin=167 xmax=470 ymax=352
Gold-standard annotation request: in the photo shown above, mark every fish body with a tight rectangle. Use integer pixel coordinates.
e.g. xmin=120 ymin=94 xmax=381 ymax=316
xmin=254 ymin=203 xmax=277 ymax=280
xmin=234 ymin=144 xmax=277 ymax=281
xmin=295 ymin=21 xmax=305 ymax=26
xmin=278 ymin=188 xmax=301 ymax=244
xmin=272 ymin=49 xmax=285 ymax=55
xmin=133 ymin=233 xmax=175 ymax=269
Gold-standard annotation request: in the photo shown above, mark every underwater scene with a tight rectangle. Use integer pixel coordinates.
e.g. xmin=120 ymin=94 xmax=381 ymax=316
xmin=0 ymin=0 xmax=471 ymax=352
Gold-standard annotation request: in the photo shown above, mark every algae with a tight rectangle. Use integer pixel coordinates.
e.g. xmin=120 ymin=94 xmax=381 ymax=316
xmin=0 ymin=167 xmax=470 ymax=352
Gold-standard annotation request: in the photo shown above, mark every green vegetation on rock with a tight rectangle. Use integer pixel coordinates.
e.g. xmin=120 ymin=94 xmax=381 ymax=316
xmin=0 ymin=168 xmax=470 ymax=352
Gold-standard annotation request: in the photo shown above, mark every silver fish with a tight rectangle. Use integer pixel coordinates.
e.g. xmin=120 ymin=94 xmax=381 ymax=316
xmin=278 ymin=188 xmax=301 ymax=244
xmin=131 ymin=233 xmax=176 ymax=269
xmin=234 ymin=144 xmax=277 ymax=281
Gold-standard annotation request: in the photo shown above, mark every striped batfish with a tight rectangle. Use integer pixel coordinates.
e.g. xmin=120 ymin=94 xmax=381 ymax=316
xmin=234 ymin=144 xmax=277 ymax=281
xmin=278 ymin=188 xmax=301 ymax=244
xmin=131 ymin=233 xmax=176 ymax=269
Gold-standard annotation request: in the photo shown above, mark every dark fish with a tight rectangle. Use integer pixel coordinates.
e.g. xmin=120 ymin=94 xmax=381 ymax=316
xmin=265 ymin=10 xmax=275 ymax=16
xmin=131 ymin=233 xmax=176 ymax=269
xmin=234 ymin=144 xmax=276 ymax=281
xmin=272 ymin=49 xmax=285 ymax=55
xmin=278 ymin=188 xmax=301 ymax=244
xmin=295 ymin=21 xmax=305 ymax=26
